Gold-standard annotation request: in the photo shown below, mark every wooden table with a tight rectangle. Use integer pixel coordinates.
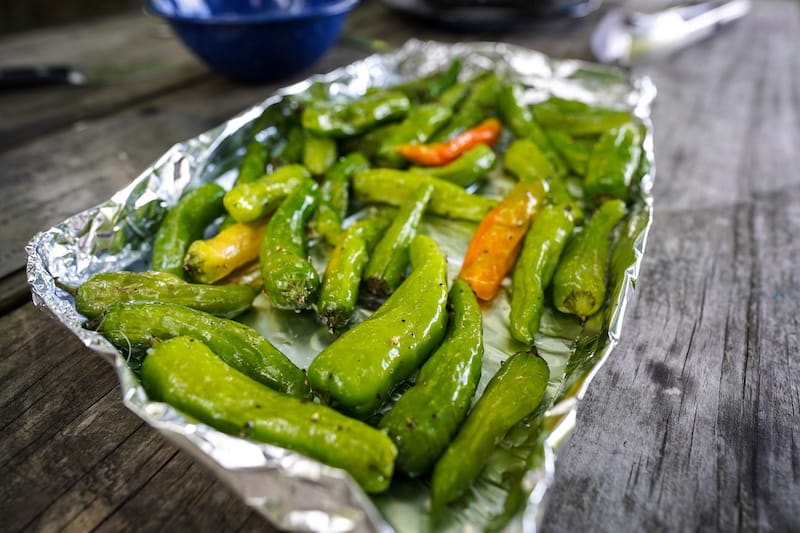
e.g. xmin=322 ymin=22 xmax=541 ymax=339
xmin=2 ymin=1 xmax=798 ymax=531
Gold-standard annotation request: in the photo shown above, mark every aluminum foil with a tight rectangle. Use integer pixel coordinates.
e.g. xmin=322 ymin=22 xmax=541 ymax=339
xmin=26 ymin=40 xmax=656 ymax=533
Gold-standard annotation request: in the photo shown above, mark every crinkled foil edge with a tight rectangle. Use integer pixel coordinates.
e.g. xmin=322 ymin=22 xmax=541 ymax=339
xmin=25 ymin=39 xmax=656 ymax=533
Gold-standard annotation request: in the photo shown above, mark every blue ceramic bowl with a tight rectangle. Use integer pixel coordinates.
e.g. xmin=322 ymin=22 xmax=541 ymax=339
xmin=148 ymin=0 xmax=359 ymax=82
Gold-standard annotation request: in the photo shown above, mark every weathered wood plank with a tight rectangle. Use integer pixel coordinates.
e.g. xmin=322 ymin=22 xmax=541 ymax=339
xmin=640 ymin=0 xmax=800 ymax=212
xmin=0 ymin=304 xmax=272 ymax=532
xmin=0 ymin=14 xmax=209 ymax=152
xmin=91 ymin=452 xmax=258 ymax=533
xmin=542 ymin=188 xmax=800 ymax=532
xmin=539 ymin=1 xmax=800 ymax=529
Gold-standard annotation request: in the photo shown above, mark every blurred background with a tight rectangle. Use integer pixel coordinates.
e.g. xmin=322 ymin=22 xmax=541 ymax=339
xmin=0 ymin=1 xmax=140 ymax=34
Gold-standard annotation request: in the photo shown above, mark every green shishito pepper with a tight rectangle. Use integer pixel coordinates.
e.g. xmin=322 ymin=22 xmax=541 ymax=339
xmin=504 ymin=138 xmax=556 ymax=181
xmin=364 ymin=183 xmax=433 ymax=297
xmin=260 ymin=178 xmax=320 ymax=311
xmin=430 ymin=350 xmax=550 ymax=510
xmin=151 ymin=182 xmax=225 ymax=279
xmin=142 ymin=336 xmax=397 ymax=493
xmin=302 ymin=132 xmax=338 ymax=175
xmin=353 ymin=169 xmax=497 ymax=222
xmin=317 ymin=215 xmax=392 ymax=332
xmin=552 ymin=198 xmax=627 ymax=319
xmin=75 ymin=271 xmax=257 ymax=320
xmin=584 ymin=123 xmax=643 ymax=202
xmin=223 ymin=164 xmax=311 ymax=224
xmin=392 ymin=59 xmax=462 ymax=104
xmin=272 ymin=125 xmax=305 ymax=166
xmin=509 ymin=205 xmax=576 ymax=344
xmin=375 ymin=104 xmax=453 ymax=167
xmin=546 ymin=129 xmax=593 ymax=177
xmin=308 ymin=235 xmax=449 ymax=418
xmin=497 ymin=84 xmax=567 ymax=177
xmin=302 ymin=91 xmax=410 ymax=138
xmin=378 ymin=279 xmax=483 ymax=477
xmin=437 ymin=81 xmax=469 ymax=110
xmin=219 ymin=140 xmax=270 ymax=230
xmin=532 ymin=96 xmax=632 ymax=136
xmin=432 ymin=73 xmax=501 ymax=142
xmin=313 ymin=152 xmax=371 ymax=245
xmin=505 ymin=137 xmax=585 ymax=221
xmin=236 ymin=140 xmax=269 ymax=186
xmin=96 ymin=302 xmax=309 ymax=397
xmin=410 ymin=144 xmax=496 ymax=188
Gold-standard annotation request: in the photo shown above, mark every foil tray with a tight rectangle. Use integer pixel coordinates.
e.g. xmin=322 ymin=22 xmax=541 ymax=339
xmin=26 ymin=40 xmax=656 ymax=533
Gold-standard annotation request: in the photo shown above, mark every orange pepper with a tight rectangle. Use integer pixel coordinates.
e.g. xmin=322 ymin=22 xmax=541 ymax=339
xmin=395 ymin=118 xmax=502 ymax=166
xmin=459 ymin=179 xmax=548 ymax=301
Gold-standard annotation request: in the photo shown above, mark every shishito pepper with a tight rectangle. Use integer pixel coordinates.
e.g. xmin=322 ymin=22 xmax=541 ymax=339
xmin=584 ymin=123 xmax=643 ymax=201
xmin=497 ymin=84 xmax=567 ymax=177
xmin=260 ymin=179 xmax=320 ymax=311
xmin=219 ymin=140 xmax=270 ymax=230
xmin=504 ymin=137 xmax=585 ymax=221
xmin=391 ymin=59 xmax=462 ymax=104
xmin=509 ymin=204 xmax=576 ymax=344
xmin=308 ymin=235 xmax=449 ymax=418
xmin=546 ymin=129 xmax=593 ymax=176
xmin=532 ymin=96 xmax=632 ymax=136
xmin=431 ymin=72 xmax=502 ymax=141
xmin=236 ymin=140 xmax=269 ymax=185
xmin=302 ymin=91 xmax=410 ymax=138
xmin=353 ymin=169 xmax=497 ymax=222
xmin=375 ymin=104 xmax=453 ymax=167
xmin=410 ymin=144 xmax=496 ymax=188
xmin=75 ymin=271 xmax=258 ymax=319
xmin=272 ymin=125 xmax=305 ymax=166
xmin=317 ymin=214 xmax=392 ymax=332
xmin=436 ymin=81 xmax=470 ymax=110
xmin=223 ymin=164 xmax=311 ymax=224
xmin=459 ymin=179 xmax=548 ymax=301
xmin=395 ymin=118 xmax=502 ymax=167
xmin=302 ymin=132 xmax=338 ymax=175
xmin=363 ymin=183 xmax=433 ymax=297
xmin=504 ymin=137 xmax=556 ymax=181
xmin=552 ymin=198 xmax=627 ymax=319
xmin=184 ymin=221 xmax=266 ymax=284
xmin=378 ymin=279 xmax=483 ymax=477
xmin=141 ymin=336 xmax=397 ymax=493
xmin=430 ymin=350 xmax=549 ymax=510
xmin=151 ymin=182 xmax=226 ymax=279
xmin=313 ymin=152 xmax=371 ymax=245
xmin=96 ymin=302 xmax=309 ymax=397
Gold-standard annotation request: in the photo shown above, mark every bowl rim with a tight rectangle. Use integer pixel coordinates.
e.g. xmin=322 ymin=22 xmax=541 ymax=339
xmin=147 ymin=0 xmax=359 ymax=23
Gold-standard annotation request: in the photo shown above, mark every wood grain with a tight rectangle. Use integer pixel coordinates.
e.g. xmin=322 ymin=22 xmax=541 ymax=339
xmin=0 ymin=304 xmax=268 ymax=532
xmin=0 ymin=14 xmax=208 ymax=152
xmin=542 ymin=196 xmax=800 ymax=532
xmin=541 ymin=1 xmax=800 ymax=531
